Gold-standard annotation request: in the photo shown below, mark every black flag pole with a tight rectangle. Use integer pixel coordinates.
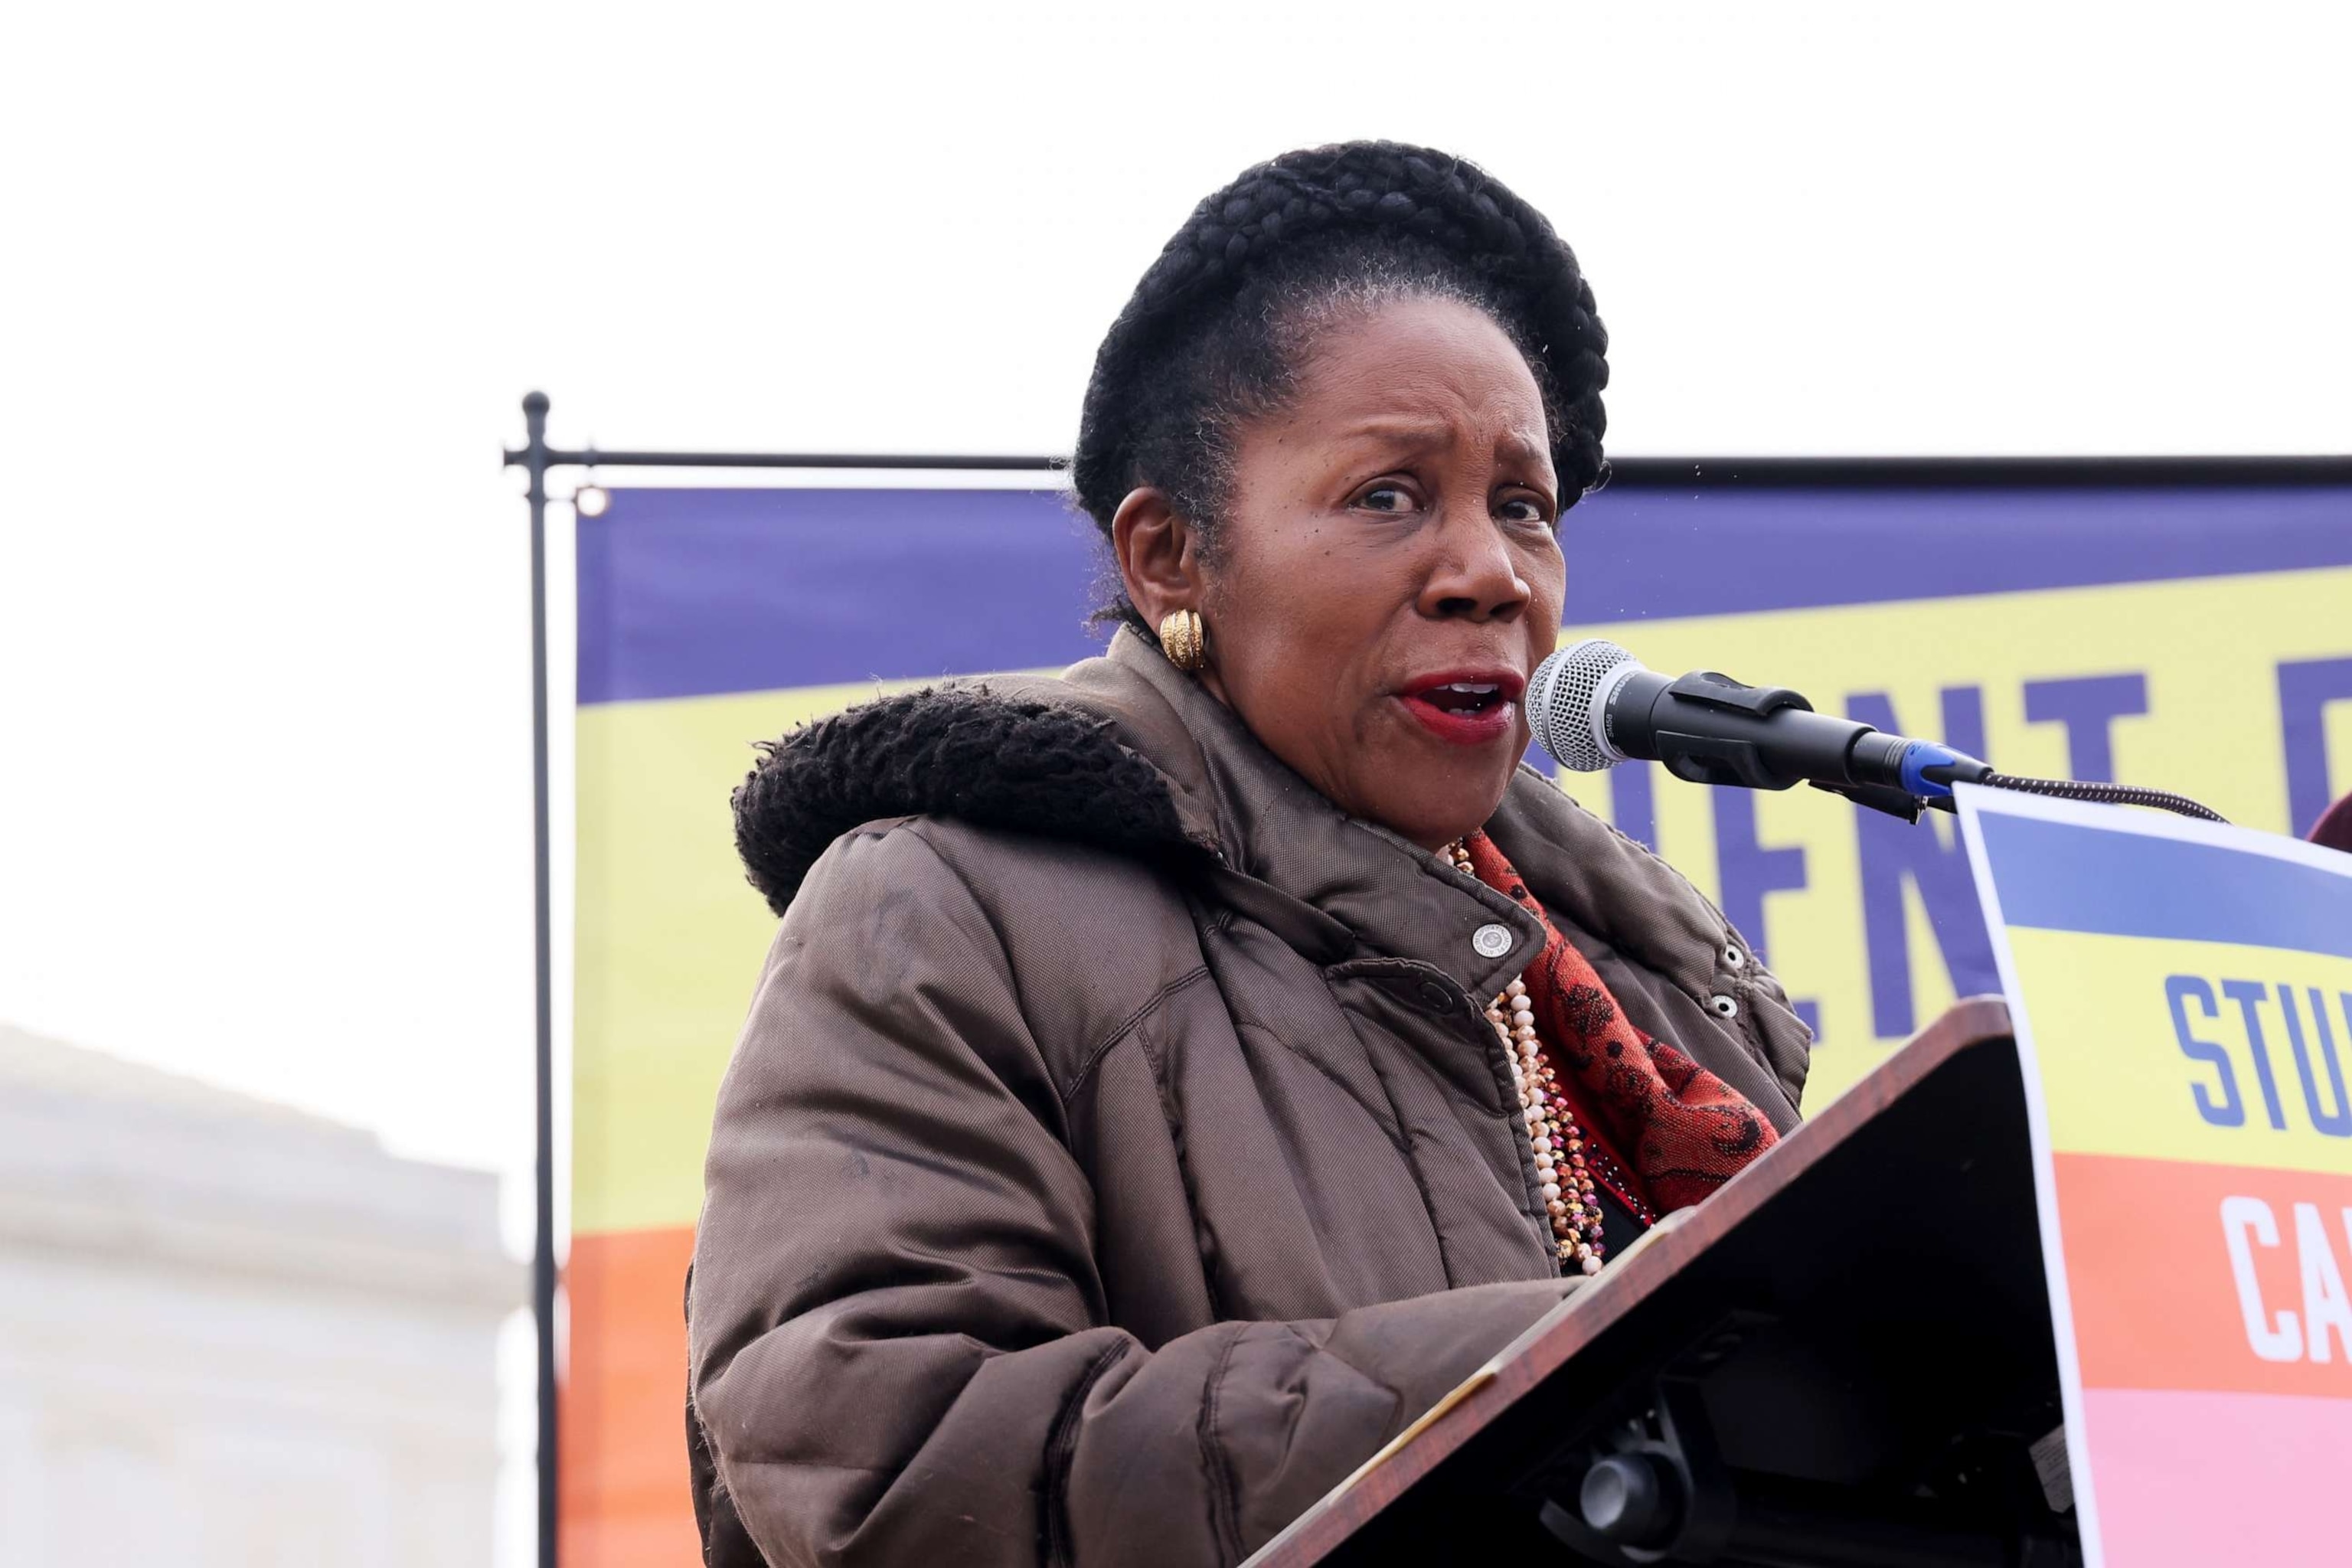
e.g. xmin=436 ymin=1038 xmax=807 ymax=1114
xmin=501 ymin=395 xmax=1060 ymax=1568
xmin=508 ymin=392 xmax=559 ymax=1568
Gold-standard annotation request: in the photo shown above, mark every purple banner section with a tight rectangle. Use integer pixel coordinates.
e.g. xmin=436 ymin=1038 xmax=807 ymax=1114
xmin=576 ymin=484 xmax=2352 ymax=706
xmin=578 ymin=488 xmax=1101 ymax=705
xmin=1569 ymin=485 xmax=2350 ymax=622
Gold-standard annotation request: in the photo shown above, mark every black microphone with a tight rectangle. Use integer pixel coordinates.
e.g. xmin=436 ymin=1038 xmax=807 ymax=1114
xmin=1525 ymin=639 xmax=1992 ymax=818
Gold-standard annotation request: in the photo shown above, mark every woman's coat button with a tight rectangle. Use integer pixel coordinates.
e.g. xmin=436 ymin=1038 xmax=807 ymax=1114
xmin=1472 ymin=923 xmax=1514 ymax=959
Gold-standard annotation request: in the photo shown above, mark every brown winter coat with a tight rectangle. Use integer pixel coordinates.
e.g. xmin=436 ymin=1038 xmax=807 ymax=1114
xmin=688 ymin=628 xmax=1811 ymax=1568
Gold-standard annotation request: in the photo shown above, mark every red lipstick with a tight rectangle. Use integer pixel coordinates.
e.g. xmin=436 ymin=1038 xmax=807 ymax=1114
xmin=1396 ymin=668 xmax=1526 ymax=747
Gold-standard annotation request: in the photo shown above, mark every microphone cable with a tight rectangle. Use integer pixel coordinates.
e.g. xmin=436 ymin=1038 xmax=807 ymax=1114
xmin=1974 ymin=772 xmax=2227 ymax=823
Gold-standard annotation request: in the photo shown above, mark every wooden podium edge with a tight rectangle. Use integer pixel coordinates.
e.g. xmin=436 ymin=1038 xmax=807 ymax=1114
xmin=1243 ymin=995 xmax=2017 ymax=1568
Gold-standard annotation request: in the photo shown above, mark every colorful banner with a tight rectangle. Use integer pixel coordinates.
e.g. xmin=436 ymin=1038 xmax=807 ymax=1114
xmin=1962 ymin=789 xmax=2352 ymax=1566
xmin=566 ymin=479 xmax=2352 ymax=1563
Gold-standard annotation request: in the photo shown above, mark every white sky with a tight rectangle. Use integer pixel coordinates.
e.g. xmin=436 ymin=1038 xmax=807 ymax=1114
xmin=5 ymin=0 xmax=2348 ymax=1231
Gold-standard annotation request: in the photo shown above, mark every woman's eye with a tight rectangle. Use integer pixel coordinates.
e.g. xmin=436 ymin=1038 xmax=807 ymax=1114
xmin=1498 ymin=495 xmax=1554 ymax=527
xmin=1357 ymin=483 xmax=1416 ymax=514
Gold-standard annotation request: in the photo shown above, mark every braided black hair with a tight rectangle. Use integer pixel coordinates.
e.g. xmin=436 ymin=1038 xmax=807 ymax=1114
xmin=1073 ymin=140 xmax=1609 ymax=634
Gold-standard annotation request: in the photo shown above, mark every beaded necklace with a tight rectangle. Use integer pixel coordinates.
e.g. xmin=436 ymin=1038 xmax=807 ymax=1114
xmin=1446 ymin=838 xmax=1609 ymax=1276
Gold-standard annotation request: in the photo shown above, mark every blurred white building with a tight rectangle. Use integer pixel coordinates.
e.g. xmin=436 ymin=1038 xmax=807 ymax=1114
xmin=0 ymin=1025 xmax=520 ymax=1566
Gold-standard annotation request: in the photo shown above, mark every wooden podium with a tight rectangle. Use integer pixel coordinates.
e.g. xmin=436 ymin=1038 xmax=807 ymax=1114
xmin=1246 ymin=998 xmax=2083 ymax=1568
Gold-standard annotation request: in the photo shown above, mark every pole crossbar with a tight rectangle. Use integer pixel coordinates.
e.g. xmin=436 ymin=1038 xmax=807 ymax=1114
xmin=505 ymin=439 xmax=2352 ymax=488
xmin=515 ymin=447 xmax=1066 ymax=472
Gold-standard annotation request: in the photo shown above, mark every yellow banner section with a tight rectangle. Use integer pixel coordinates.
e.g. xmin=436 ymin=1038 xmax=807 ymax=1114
xmin=2004 ymin=928 xmax=2352 ymax=1174
xmin=574 ymin=569 xmax=2352 ymax=1234
xmin=577 ymin=677 xmax=933 ymax=1234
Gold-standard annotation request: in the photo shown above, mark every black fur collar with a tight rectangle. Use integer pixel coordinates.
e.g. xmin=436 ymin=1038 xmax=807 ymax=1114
xmin=733 ymin=685 xmax=1194 ymax=915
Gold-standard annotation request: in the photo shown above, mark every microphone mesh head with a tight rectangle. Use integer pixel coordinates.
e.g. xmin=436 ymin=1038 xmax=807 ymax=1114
xmin=1528 ymin=638 xmax=1638 ymax=772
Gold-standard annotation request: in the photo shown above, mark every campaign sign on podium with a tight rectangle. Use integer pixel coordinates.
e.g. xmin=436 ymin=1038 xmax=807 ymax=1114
xmin=1961 ymin=789 xmax=2352 ymax=1567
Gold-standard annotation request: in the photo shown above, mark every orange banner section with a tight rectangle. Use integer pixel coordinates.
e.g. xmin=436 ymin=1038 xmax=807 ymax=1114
xmin=2055 ymin=1152 xmax=2352 ymax=1397
xmin=562 ymin=1225 xmax=701 ymax=1568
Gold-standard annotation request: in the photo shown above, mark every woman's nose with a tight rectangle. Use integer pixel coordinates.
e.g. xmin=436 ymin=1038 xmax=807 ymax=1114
xmin=1416 ymin=503 xmax=1530 ymax=622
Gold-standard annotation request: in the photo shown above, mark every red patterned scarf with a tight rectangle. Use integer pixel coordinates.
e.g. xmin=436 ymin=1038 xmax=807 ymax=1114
xmin=1462 ymin=831 xmax=1777 ymax=1213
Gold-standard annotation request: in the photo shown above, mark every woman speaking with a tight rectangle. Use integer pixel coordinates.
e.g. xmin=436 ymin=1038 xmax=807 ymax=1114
xmin=688 ymin=141 xmax=1811 ymax=1567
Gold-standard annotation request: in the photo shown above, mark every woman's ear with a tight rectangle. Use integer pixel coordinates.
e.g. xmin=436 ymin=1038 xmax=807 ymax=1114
xmin=1110 ymin=486 xmax=1206 ymax=629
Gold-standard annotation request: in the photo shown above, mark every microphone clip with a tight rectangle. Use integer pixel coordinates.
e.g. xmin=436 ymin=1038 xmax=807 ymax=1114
xmin=1664 ymin=669 xmax=1815 ymax=721
xmin=1808 ymin=779 xmax=1932 ymax=823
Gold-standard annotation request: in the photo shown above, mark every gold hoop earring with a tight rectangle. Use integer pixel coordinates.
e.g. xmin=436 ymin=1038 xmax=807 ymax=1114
xmin=1158 ymin=608 xmax=1207 ymax=673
